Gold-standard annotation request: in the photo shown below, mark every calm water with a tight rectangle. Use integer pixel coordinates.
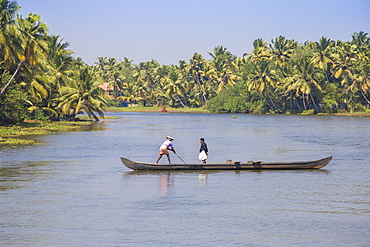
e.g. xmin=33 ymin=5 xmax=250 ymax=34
xmin=1 ymin=112 xmax=369 ymax=246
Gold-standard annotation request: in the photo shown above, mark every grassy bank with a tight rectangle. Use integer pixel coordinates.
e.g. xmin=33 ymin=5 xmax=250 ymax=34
xmin=0 ymin=120 xmax=93 ymax=147
xmin=107 ymin=106 xmax=370 ymax=118
xmin=333 ymin=112 xmax=370 ymax=117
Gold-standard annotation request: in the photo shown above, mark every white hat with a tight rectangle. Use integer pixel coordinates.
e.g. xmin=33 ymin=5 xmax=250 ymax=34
xmin=166 ymin=136 xmax=174 ymax=140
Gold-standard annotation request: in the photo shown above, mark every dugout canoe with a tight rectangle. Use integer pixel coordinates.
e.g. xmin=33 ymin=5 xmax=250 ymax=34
xmin=120 ymin=156 xmax=332 ymax=171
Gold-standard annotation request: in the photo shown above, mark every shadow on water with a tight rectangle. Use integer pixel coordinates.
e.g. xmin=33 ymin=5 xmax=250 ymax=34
xmin=59 ymin=122 xmax=107 ymax=132
xmin=122 ymin=170 xmax=215 ymax=195
xmin=243 ymin=168 xmax=331 ymax=174
xmin=123 ymin=168 xmax=330 ymax=177
xmin=122 ymin=169 xmax=331 ymax=190
xmin=123 ymin=170 xmax=229 ymax=177
xmin=122 ymin=168 xmax=331 ymax=198
xmin=0 ymin=161 xmax=53 ymax=191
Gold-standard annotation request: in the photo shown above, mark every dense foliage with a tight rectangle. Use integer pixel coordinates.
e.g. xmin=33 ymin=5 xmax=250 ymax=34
xmin=1 ymin=1 xmax=369 ymax=125
xmin=93 ymin=32 xmax=370 ymax=114
xmin=0 ymin=73 xmax=30 ymax=124
xmin=0 ymin=0 xmax=107 ymax=124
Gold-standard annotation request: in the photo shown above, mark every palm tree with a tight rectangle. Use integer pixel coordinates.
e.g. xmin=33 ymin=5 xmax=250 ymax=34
xmin=342 ymin=60 xmax=370 ymax=105
xmin=13 ymin=13 xmax=51 ymax=112
xmin=18 ymin=13 xmax=48 ymax=66
xmin=96 ymin=57 xmax=123 ymax=97
xmin=245 ymin=38 xmax=270 ymax=62
xmin=120 ymin=57 xmax=134 ymax=68
xmin=247 ymin=59 xmax=281 ymax=112
xmin=0 ymin=0 xmax=20 ymax=68
xmin=134 ymin=60 xmax=159 ymax=105
xmin=95 ymin=57 xmax=109 ymax=75
xmin=311 ymin=36 xmax=334 ymax=83
xmin=96 ymin=57 xmax=132 ymax=98
xmin=26 ymin=73 xmax=58 ymax=119
xmin=117 ymin=81 xmax=142 ymax=106
xmin=162 ymin=66 xmax=188 ymax=108
xmin=208 ymin=45 xmax=235 ymax=63
xmin=44 ymin=35 xmax=74 ymax=89
xmin=351 ymin=31 xmax=370 ymax=52
xmin=154 ymin=65 xmax=170 ymax=88
xmin=55 ymin=66 xmax=108 ymax=121
xmin=211 ymin=56 xmax=239 ymax=93
xmin=284 ymin=56 xmax=322 ymax=110
xmin=270 ymin=36 xmax=297 ymax=66
xmin=0 ymin=0 xmax=18 ymax=25
xmin=1 ymin=13 xmax=49 ymax=96
xmin=331 ymin=43 xmax=357 ymax=79
xmin=0 ymin=0 xmax=23 ymax=95
xmin=187 ymin=53 xmax=208 ymax=106
xmin=208 ymin=46 xmax=239 ymax=94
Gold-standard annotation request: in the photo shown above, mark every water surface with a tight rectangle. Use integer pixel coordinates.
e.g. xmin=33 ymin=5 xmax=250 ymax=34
xmin=1 ymin=113 xmax=369 ymax=246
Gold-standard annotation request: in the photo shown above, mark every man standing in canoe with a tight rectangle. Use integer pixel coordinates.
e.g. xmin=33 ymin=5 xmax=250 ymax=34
xmin=156 ymin=136 xmax=176 ymax=164
xmin=199 ymin=138 xmax=208 ymax=163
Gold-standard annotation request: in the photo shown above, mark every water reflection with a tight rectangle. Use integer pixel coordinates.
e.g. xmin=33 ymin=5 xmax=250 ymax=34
xmin=159 ymin=173 xmax=172 ymax=197
xmin=0 ymin=161 xmax=52 ymax=191
xmin=123 ymin=170 xmax=211 ymax=196
xmin=247 ymin=168 xmax=331 ymax=174
xmin=198 ymin=172 xmax=208 ymax=187
xmin=124 ymin=170 xmax=242 ymax=176
xmin=123 ymin=168 xmax=331 ymax=199
xmin=123 ymin=168 xmax=330 ymax=176
xmin=60 ymin=122 xmax=107 ymax=132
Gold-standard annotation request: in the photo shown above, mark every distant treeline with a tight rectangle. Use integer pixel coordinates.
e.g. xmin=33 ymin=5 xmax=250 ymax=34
xmin=1 ymin=1 xmax=369 ymax=125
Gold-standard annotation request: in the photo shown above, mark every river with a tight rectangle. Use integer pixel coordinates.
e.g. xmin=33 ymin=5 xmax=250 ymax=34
xmin=1 ymin=112 xmax=369 ymax=246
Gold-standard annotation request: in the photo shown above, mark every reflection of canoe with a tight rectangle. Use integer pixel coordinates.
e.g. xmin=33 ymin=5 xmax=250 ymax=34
xmin=120 ymin=156 xmax=332 ymax=171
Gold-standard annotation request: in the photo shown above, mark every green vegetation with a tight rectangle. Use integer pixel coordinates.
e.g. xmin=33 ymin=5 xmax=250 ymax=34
xmin=1 ymin=1 xmax=369 ymax=127
xmin=91 ymin=34 xmax=370 ymax=115
xmin=0 ymin=120 xmax=92 ymax=146
xmin=107 ymin=106 xmax=209 ymax=113
xmin=0 ymin=1 xmax=107 ymax=125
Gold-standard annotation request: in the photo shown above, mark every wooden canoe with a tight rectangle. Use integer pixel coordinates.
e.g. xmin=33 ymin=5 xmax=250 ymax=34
xmin=120 ymin=156 xmax=332 ymax=171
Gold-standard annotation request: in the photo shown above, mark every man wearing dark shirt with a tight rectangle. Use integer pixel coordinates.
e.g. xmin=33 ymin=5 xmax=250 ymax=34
xmin=199 ymin=138 xmax=208 ymax=163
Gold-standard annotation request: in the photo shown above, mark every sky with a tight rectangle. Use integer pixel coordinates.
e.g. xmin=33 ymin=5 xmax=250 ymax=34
xmin=17 ymin=0 xmax=370 ymax=65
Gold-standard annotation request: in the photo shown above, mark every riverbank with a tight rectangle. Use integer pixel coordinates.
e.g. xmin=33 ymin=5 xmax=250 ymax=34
xmin=332 ymin=112 xmax=370 ymax=117
xmin=0 ymin=120 xmax=93 ymax=147
xmin=107 ymin=106 xmax=210 ymax=113
xmin=107 ymin=106 xmax=370 ymax=118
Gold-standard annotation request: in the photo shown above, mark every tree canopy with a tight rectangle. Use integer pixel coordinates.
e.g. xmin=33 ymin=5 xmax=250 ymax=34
xmin=1 ymin=1 xmax=369 ymax=125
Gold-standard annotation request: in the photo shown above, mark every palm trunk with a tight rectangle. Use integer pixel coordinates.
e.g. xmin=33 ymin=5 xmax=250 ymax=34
xmin=296 ymin=101 xmax=302 ymax=110
xmin=266 ymin=89 xmax=282 ymax=112
xmin=310 ymin=93 xmax=319 ymax=110
xmin=289 ymin=92 xmax=293 ymax=110
xmin=194 ymin=73 xmax=203 ymax=105
xmin=198 ymin=76 xmax=208 ymax=106
xmin=261 ymin=93 xmax=274 ymax=111
xmin=193 ymin=73 xmax=208 ymax=106
xmin=360 ymin=89 xmax=370 ymax=105
xmin=0 ymin=61 xmax=23 ymax=96
xmin=87 ymin=111 xmax=99 ymax=122
xmin=325 ymin=67 xmax=331 ymax=84
xmin=302 ymin=93 xmax=307 ymax=110
xmin=176 ymin=95 xmax=188 ymax=108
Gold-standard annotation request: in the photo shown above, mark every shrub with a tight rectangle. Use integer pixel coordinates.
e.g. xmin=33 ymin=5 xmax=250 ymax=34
xmin=206 ymin=84 xmax=248 ymax=113
xmin=207 ymin=90 xmax=247 ymax=113
xmin=0 ymin=74 xmax=30 ymax=125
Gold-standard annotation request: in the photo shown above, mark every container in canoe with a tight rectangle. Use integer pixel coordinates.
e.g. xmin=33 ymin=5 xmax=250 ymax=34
xmin=120 ymin=156 xmax=332 ymax=170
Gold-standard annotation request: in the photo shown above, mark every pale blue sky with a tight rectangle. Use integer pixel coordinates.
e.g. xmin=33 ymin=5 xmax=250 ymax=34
xmin=18 ymin=0 xmax=370 ymax=65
